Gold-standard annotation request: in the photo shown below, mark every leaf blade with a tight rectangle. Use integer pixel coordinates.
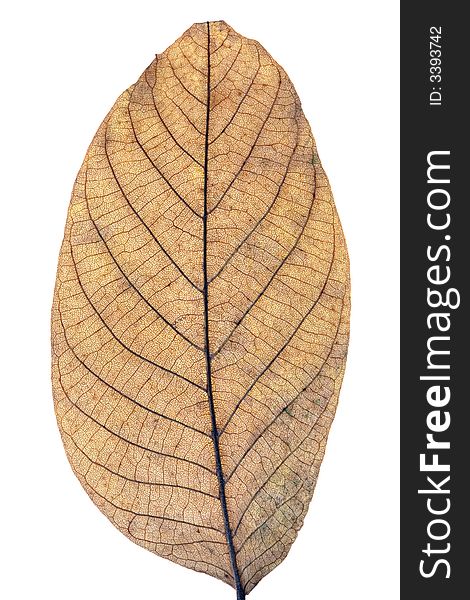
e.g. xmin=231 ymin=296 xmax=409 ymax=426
xmin=52 ymin=20 xmax=350 ymax=597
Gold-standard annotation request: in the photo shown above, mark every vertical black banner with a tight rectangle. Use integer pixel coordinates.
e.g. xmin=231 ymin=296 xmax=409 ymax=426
xmin=401 ymin=3 xmax=468 ymax=599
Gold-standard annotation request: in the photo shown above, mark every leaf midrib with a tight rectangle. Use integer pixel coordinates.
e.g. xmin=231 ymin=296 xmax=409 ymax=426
xmin=202 ymin=21 xmax=245 ymax=600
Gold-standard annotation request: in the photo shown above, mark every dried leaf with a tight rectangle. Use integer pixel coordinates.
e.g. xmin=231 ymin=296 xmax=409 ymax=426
xmin=51 ymin=20 xmax=350 ymax=598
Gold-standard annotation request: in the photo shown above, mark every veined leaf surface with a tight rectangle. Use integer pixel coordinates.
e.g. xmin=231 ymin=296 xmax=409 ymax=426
xmin=52 ymin=20 xmax=350 ymax=598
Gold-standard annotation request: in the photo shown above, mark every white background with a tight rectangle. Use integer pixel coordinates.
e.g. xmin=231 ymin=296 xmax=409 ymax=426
xmin=1 ymin=1 xmax=399 ymax=598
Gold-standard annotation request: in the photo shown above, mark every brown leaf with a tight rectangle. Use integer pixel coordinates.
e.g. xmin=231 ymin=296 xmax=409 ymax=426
xmin=51 ymin=20 xmax=350 ymax=598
